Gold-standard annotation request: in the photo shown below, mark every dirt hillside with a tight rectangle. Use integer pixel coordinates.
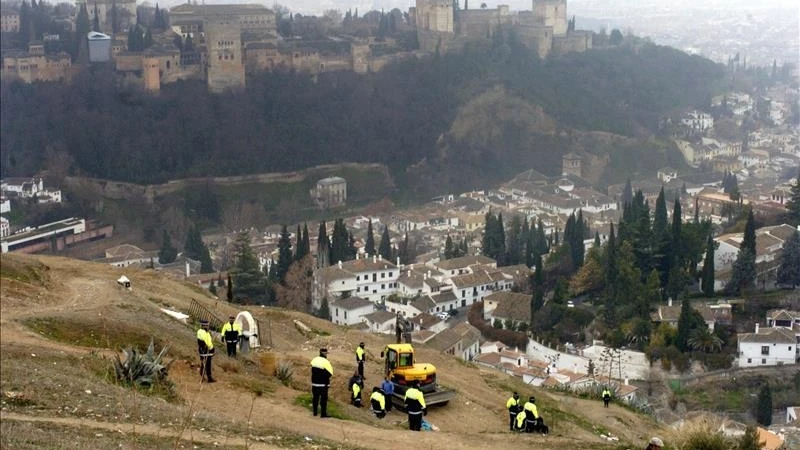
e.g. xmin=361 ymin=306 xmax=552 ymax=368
xmin=0 ymin=254 xmax=666 ymax=449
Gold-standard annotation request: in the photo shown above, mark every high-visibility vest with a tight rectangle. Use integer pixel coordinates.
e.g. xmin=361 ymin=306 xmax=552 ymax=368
xmin=506 ymin=396 xmax=521 ymax=412
xmin=356 ymin=346 xmax=365 ymax=362
xmin=352 ymin=383 xmax=361 ymax=398
xmin=221 ymin=322 xmax=242 ymax=342
xmin=197 ymin=328 xmax=213 ymax=355
xmin=370 ymin=391 xmax=386 ymax=411
xmin=523 ymin=402 xmax=539 ymax=420
xmin=310 ymin=356 xmax=333 ymax=386
xmin=515 ymin=410 xmax=527 ymax=429
xmin=602 ymin=390 xmax=611 ymax=398
xmin=404 ymin=387 xmax=426 ymax=414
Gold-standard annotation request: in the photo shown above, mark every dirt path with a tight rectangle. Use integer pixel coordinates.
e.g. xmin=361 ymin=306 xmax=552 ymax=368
xmin=1 ymin=412 xmax=288 ymax=450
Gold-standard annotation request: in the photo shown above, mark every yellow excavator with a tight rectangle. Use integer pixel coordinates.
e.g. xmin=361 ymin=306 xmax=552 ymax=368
xmin=381 ymin=343 xmax=455 ymax=408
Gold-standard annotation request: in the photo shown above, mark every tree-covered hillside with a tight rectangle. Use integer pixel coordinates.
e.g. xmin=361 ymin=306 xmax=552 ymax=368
xmin=0 ymin=38 xmax=724 ymax=192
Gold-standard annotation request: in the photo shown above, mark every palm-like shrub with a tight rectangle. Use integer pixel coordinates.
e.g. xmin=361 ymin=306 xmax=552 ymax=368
xmin=113 ymin=339 xmax=174 ymax=387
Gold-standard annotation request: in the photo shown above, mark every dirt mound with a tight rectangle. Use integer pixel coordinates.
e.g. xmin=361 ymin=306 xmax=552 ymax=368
xmin=0 ymin=254 xmax=665 ymax=449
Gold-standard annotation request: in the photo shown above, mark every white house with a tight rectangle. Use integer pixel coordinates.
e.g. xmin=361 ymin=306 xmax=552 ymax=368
xmin=484 ymin=291 xmax=532 ymax=329
xmin=362 ymin=310 xmax=397 ymax=333
xmin=0 ymin=217 xmax=9 ymax=238
xmin=330 ymin=296 xmax=374 ymax=326
xmin=426 ymin=322 xmax=481 ymax=361
xmin=312 ymin=255 xmax=399 ymax=308
xmin=788 ymin=406 xmax=798 ymax=424
xmin=681 ymin=110 xmax=714 ymax=132
xmin=737 ymin=324 xmax=796 ymax=367
xmin=657 ymin=167 xmax=679 ymax=183
xmin=0 ymin=197 xmax=9 ymax=214
xmin=409 ymin=313 xmax=448 ymax=334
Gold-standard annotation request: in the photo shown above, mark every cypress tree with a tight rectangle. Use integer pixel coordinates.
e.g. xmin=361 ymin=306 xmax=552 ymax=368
xmin=378 ymin=226 xmax=392 ymax=260
xmin=444 ymin=235 xmax=454 ymax=259
xmin=675 ymin=299 xmax=693 ymax=352
xmin=92 ymin=3 xmax=100 ymax=31
xmin=497 ymin=213 xmax=506 ymax=264
xmin=701 ymin=233 xmax=716 ymax=296
xmin=294 ymin=225 xmax=303 ymax=261
xmin=365 ymin=218 xmax=376 ymax=256
xmin=226 ymin=273 xmax=233 ymax=301
xmin=75 ymin=3 xmax=90 ymax=58
xmin=622 ymin=178 xmax=633 ymax=207
xmin=317 ymin=221 xmax=330 ymax=267
xmin=158 ymin=230 xmax=177 ymax=264
xmin=756 ymin=384 xmax=772 ymax=426
xmin=594 ymin=231 xmax=601 ymax=248
xmin=786 ymin=168 xmax=800 ymax=225
xmin=742 ymin=208 xmax=756 ymax=255
xmin=777 ymin=231 xmax=800 ymax=287
xmin=726 ymin=248 xmax=756 ymax=295
xmin=671 ymin=198 xmax=683 ymax=267
xmin=111 ymin=0 xmax=119 ymax=33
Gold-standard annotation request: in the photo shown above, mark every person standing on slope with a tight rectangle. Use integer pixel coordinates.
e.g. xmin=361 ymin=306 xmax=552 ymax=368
xmin=355 ymin=342 xmax=366 ymax=380
xmin=220 ymin=315 xmax=242 ymax=358
xmin=602 ymin=387 xmax=612 ymax=408
xmin=404 ymin=380 xmax=427 ymax=431
xmin=523 ymin=396 xmax=540 ymax=433
xmin=310 ymin=348 xmax=333 ymax=417
xmin=196 ymin=319 xmax=216 ymax=383
xmin=381 ymin=375 xmax=394 ymax=412
xmin=506 ymin=392 xmax=521 ymax=431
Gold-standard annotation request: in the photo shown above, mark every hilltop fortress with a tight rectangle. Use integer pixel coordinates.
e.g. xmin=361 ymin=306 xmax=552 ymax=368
xmin=413 ymin=0 xmax=591 ymax=58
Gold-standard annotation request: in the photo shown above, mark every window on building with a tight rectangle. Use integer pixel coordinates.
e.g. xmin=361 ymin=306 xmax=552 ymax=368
xmin=762 ymin=358 xmax=766 ymax=364
xmin=381 ymin=273 xmax=385 ymax=278
xmin=344 ymin=311 xmax=347 ymax=319
xmin=747 ymin=358 xmax=751 ymax=363
xmin=761 ymin=346 xmax=770 ymax=355
xmin=381 ymin=284 xmax=385 ymax=289
xmin=335 ymin=308 xmax=339 ymax=317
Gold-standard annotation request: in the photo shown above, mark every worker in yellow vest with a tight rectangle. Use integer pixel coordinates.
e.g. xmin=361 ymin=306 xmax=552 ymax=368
xmin=310 ymin=348 xmax=333 ymax=418
xmin=370 ymin=387 xmax=386 ymax=418
xmin=355 ymin=342 xmax=366 ymax=380
xmin=220 ymin=315 xmax=242 ymax=358
xmin=523 ymin=396 xmax=539 ymax=433
xmin=506 ymin=392 xmax=521 ymax=431
xmin=196 ymin=319 xmax=216 ymax=383
xmin=404 ymin=380 xmax=427 ymax=431
xmin=349 ymin=370 xmax=363 ymax=408
xmin=602 ymin=388 xmax=612 ymax=408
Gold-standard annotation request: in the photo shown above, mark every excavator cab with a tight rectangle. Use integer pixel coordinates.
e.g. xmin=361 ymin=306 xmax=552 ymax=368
xmin=381 ymin=343 xmax=437 ymax=394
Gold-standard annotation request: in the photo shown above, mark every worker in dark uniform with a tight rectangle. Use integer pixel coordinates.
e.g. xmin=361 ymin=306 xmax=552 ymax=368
xmin=602 ymin=387 xmax=612 ymax=408
xmin=220 ymin=315 xmax=242 ymax=358
xmin=506 ymin=392 xmax=521 ymax=431
xmin=310 ymin=348 xmax=333 ymax=417
xmin=355 ymin=342 xmax=366 ymax=380
xmin=370 ymin=387 xmax=386 ymax=418
xmin=523 ymin=396 xmax=539 ymax=433
xmin=196 ymin=319 xmax=215 ymax=383
xmin=349 ymin=371 xmax=363 ymax=408
xmin=404 ymin=380 xmax=427 ymax=431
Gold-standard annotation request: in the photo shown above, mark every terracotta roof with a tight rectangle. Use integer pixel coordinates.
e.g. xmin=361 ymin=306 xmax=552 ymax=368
xmin=411 ymin=330 xmax=436 ymax=343
xmin=497 ymin=264 xmax=532 ymax=278
xmin=473 ymin=352 xmax=502 ymax=366
xmin=363 ymin=310 xmax=396 ymax=324
xmin=398 ymin=271 xmax=423 ymax=288
xmin=738 ymin=327 xmax=795 ymax=344
xmin=491 ymin=292 xmax=532 ymax=322
xmin=430 ymin=291 xmax=458 ymax=305
xmin=410 ymin=312 xmax=443 ymax=329
xmin=767 ymin=309 xmax=800 ymax=322
xmin=756 ymin=427 xmax=785 ymax=450
xmin=340 ymin=257 xmax=397 ymax=273
xmin=426 ymin=322 xmax=481 ymax=353
xmin=317 ymin=265 xmax=354 ymax=282
xmin=449 ymin=270 xmax=494 ymax=288
xmin=651 ymin=303 xmax=716 ymax=323
xmin=434 ymin=255 xmax=496 ymax=271
xmin=331 ymin=296 xmax=373 ymax=310
xmin=410 ymin=296 xmax=436 ymax=312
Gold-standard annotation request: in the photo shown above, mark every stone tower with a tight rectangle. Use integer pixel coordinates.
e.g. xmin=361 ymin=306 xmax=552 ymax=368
xmin=142 ymin=56 xmax=160 ymax=93
xmin=533 ymin=0 xmax=567 ymax=36
xmin=415 ymin=0 xmax=454 ymax=52
xmin=562 ymin=152 xmax=582 ymax=177
xmin=205 ymin=16 xmax=245 ymax=93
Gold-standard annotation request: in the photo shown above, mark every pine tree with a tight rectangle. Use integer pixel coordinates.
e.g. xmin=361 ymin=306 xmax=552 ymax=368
xmin=378 ymin=226 xmax=392 ymax=260
xmin=702 ymin=233 xmax=716 ymax=296
xmin=365 ymin=218 xmax=376 ymax=256
xmin=444 ymin=235 xmax=454 ymax=259
xmin=777 ymin=231 xmax=800 ymax=287
xmin=726 ymin=248 xmax=756 ymax=295
xmin=755 ymin=384 xmax=772 ymax=426
xmin=277 ymin=225 xmax=293 ymax=282
xmin=184 ymin=225 xmax=213 ymax=273
xmin=158 ymin=230 xmax=177 ymax=264
xmin=643 ymin=269 xmax=660 ymax=317
xmin=231 ymin=231 xmax=265 ymax=303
